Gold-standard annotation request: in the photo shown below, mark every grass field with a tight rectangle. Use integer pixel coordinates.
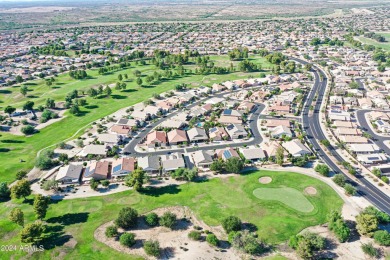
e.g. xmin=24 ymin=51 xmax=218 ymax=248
xmin=355 ymin=33 xmax=390 ymax=51
xmin=0 ymin=170 xmax=343 ymax=259
xmin=253 ymin=187 xmax=314 ymax=213
xmin=0 ymin=55 xmax=273 ymax=183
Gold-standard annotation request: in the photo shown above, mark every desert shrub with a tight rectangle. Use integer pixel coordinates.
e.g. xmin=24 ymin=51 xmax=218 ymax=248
xmin=159 ymin=212 xmax=176 ymax=229
xmin=206 ymin=233 xmax=219 ymax=246
xmin=188 ymin=231 xmax=202 ymax=241
xmin=119 ymin=233 xmax=136 ymax=247
xmin=143 ymin=240 xmax=160 ymax=257
xmin=105 ymin=225 xmax=118 ymax=238
xmin=144 ymin=212 xmax=159 ymax=226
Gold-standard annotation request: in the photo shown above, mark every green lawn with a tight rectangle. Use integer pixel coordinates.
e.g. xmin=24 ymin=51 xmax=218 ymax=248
xmin=356 ymin=34 xmax=390 ymax=51
xmin=0 ymin=170 xmax=343 ymax=259
xmin=253 ymin=187 xmax=314 ymax=213
xmin=0 ymin=55 xmax=273 ymax=183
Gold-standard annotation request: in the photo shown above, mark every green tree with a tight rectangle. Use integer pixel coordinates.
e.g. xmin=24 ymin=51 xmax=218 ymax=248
xmin=144 ymin=213 xmax=159 ymax=226
xmin=16 ymin=170 xmax=27 ymax=180
xmin=356 ymin=213 xmax=378 ymax=237
xmin=315 ymin=164 xmax=330 ymax=177
xmin=333 ymin=174 xmax=346 ymax=187
xmin=20 ymin=86 xmax=28 ymax=97
xmin=276 ymin=146 xmax=284 ymax=166
xmin=21 ymin=125 xmax=35 ymax=135
xmin=120 ymin=233 xmax=136 ymax=247
xmin=231 ymin=230 xmax=265 ymax=255
xmin=206 ymin=233 xmax=219 ymax=246
xmin=23 ymin=101 xmax=34 ymax=111
xmin=105 ymin=225 xmax=118 ymax=238
xmin=373 ymin=230 xmax=390 ymax=246
xmin=143 ymin=240 xmax=160 ymax=257
xmin=33 ymin=194 xmax=49 ymax=220
xmin=159 ymin=212 xmax=177 ymax=229
xmin=124 ymin=168 xmax=145 ymax=191
xmin=344 ymin=183 xmax=356 ymax=196
xmin=222 ymin=216 xmax=242 ymax=234
xmin=9 ymin=208 xmax=24 ymax=227
xmin=20 ymin=221 xmax=45 ymax=245
xmin=105 ymin=86 xmax=112 ymax=97
xmin=0 ymin=182 xmax=10 ymax=199
xmin=136 ymin=77 xmax=143 ymax=87
xmin=362 ymin=206 xmax=390 ymax=224
xmin=225 ymin=157 xmax=244 ymax=174
xmin=327 ymin=210 xmax=350 ymax=242
xmin=4 ymin=106 xmax=16 ymax=115
xmin=115 ymin=207 xmax=138 ymax=229
xmin=118 ymin=74 xmax=123 ymax=81
xmin=210 ymin=159 xmax=225 ymax=173
xmin=90 ymin=178 xmax=99 ymax=191
xmin=11 ymin=179 xmax=31 ymax=201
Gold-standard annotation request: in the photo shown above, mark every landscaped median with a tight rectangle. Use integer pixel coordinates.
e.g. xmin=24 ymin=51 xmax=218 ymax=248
xmin=0 ymin=169 xmax=343 ymax=259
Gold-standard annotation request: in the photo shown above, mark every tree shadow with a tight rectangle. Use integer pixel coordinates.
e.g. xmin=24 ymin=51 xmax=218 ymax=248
xmin=27 ymin=95 xmax=38 ymax=98
xmin=0 ymin=148 xmax=10 ymax=153
xmin=121 ymin=89 xmax=137 ymax=93
xmin=24 ymin=82 xmax=37 ymax=86
xmin=141 ymin=85 xmax=155 ymax=89
xmin=46 ymin=212 xmax=89 ymax=225
xmin=140 ymin=184 xmax=181 ymax=197
xmin=112 ymin=95 xmax=127 ymax=100
xmin=242 ymin=222 xmax=258 ymax=232
xmin=84 ymin=105 xmax=99 ymax=109
xmin=1 ymin=139 xmax=25 ymax=143
xmin=75 ymin=111 xmax=90 ymax=117
xmin=41 ymin=225 xmax=72 ymax=249
xmin=0 ymin=89 xmax=11 ymax=94
xmin=51 ymin=86 xmax=61 ymax=89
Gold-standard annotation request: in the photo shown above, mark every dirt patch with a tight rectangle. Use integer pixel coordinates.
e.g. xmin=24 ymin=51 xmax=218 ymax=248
xmin=95 ymin=206 xmax=241 ymax=259
xmin=259 ymin=176 xmax=272 ymax=184
xmin=304 ymin=186 xmax=317 ymax=195
xmin=191 ymin=82 xmax=200 ymax=86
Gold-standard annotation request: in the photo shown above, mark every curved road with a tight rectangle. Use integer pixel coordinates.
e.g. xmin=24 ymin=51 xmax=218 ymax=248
xmin=356 ymin=109 xmax=390 ymax=155
xmin=124 ymin=91 xmax=265 ymax=157
xmin=293 ymin=57 xmax=390 ymax=215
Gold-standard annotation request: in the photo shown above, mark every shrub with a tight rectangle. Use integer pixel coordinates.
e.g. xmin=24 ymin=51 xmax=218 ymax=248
xmin=231 ymin=230 xmax=265 ymax=255
xmin=356 ymin=213 xmax=378 ymax=237
xmin=206 ymin=233 xmax=219 ymax=246
xmin=222 ymin=216 xmax=242 ymax=234
xmin=314 ymin=164 xmax=330 ymax=177
xmin=115 ymin=207 xmax=138 ymax=229
xmin=188 ymin=231 xmax=202 ymax=241
xmin=361 ymin=243 xmax=379 ymax=258
xmin=344 ymin=184 xmax=356 ymax=196
xmin=144 ymin=212 xmax=159 ymax=227
xmin=143 ymin=240 xmax=160 ymax=257
xmin=373 ymin=230 xmax=390 ymax=246
xmin=362 ymin=206 xmax=390 ymax=224
xmin=105 ymin=225 xmax=118 ymax=238
xmin=333 ymin=174 xmax=346 ymax=187
xmin=120 ymin=233 xmax=136 ymax=247
xmin=21 ymin=125 xmax=35 ymax=135
xmin=16 ymin=170 xmax=27 ymax=180
xmin=159 ymin=212 xmax=177 ymax=229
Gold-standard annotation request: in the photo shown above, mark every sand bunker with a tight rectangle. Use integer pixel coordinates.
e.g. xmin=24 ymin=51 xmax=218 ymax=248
xmin=304 ymin=187 xmax=317 ymax=195
xmin=259 ymin=177 xmax=272 ymax=184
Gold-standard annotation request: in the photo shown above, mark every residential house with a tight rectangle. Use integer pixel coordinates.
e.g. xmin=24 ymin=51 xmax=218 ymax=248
xmin=349 ymin=144 xmax=381 ymax=154
xmin=226 ymin=124 xmax=247 ymax=139
xmin=145 ymin=131 xmax=167 ymax=147
xmin=83 ymin=161 xmax=110 ymax=181
xmin=208 ymin=127 xmax=229 ymax=141
xmin=271 ymin=125 xmax=293 ymax=139
xmin=97 ymin=134 xmax=120 ymax=146
xmin=192 ymin=150 xmax=214 ymax=169
xmin=167 ymin=129 xmax=188 ymax=145
xmin=216 ymin=148 xmax=240 ymax=161
xmin=137 ymin=156 xmax=160 ymax=173
xmin=161 ymin=153 xmax=186 ymax=172
xmin=79 ymin=144 xmax=107 ymax=157
xmin=282 ymin=140 xmax=311 ymax=157
xmin=219 ymin=109 xmax=242 ymax=124
xmin=187 ymin=127 xmax=208 ymax=143
xmin=55 ymin=164 xmax=83 ymax=184
xmin=111 ymin=157 xmax=136 ymax=177
xmin=240 ymin=147 xmax=266 ymax=162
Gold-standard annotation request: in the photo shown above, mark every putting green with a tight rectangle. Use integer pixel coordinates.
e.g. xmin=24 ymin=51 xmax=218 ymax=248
xmin=253 ymin=187 xmax=314 ymax=213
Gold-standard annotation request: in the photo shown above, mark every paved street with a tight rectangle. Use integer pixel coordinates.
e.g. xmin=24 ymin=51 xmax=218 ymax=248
xmin=293 ymin=57 xmax=390 ymax=215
